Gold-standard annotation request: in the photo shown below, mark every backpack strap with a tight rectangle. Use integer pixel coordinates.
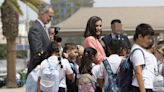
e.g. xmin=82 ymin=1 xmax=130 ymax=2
xmin=130 ymin=48 xmax=145 ymax=68
xmin=69 ymin=61 xmax=78 ymax=84
xmin=102 ymin=59 xmax=114 ymax=76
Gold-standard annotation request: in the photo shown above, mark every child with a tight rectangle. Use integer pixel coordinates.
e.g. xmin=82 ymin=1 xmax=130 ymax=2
xmin=130 ymin=23 xmax=156 ymax=92
xmin=63 ymin=43 xmax=79 ymax=92
xmin=97 ymin=39 xmax=127 ymax=92
xmin=78 ymin=47 xmax=97 ymax=92
xmin=76 ymin=45 xmax=84 ymax=66
xmin=39 ymin=41 xmax=73 ymax=92
xmin=153 ymin=40 xmax=164 ymax=92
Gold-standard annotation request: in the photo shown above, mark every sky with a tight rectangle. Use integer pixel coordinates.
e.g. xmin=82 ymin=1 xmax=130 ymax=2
xmin=0 ymin=0 xmax=164 ymax=21
xmin=94 ymin=0 xmax=164 ymax=7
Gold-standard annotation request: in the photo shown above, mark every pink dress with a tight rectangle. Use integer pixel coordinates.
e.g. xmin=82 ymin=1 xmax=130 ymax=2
xmin=83 ymin=36 xmax=106 ymax=64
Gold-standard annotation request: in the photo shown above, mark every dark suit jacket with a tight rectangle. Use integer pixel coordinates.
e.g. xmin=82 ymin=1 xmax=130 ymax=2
xmin=28 ymin=20 xmax=50 ymax=57
xmin=27 ymin=20 xmax=50 ymax=73
xmin=28 ymin=20 xmax=50 ymax=73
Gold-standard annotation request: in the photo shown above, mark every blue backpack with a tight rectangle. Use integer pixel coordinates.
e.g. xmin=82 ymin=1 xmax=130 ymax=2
xmin=103 ymin=48 xmax=144 ymax=92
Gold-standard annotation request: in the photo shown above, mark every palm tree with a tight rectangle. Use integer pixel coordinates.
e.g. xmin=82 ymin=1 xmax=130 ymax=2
xmin=1 ymin=0 xmax=43 ymax=88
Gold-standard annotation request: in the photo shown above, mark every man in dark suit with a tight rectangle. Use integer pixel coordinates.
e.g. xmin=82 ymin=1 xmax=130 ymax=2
xmin=27 ymin=3 xmax=54 ymax=74
xmin=101 ymin=19 xmax=131 ymax=56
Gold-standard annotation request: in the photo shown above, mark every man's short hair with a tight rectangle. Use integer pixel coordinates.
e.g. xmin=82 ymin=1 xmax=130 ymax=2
xmin=111 ymin=19 xmax=121 ymax=25
xmin=38 ymin=3 xmax=52 ymax=14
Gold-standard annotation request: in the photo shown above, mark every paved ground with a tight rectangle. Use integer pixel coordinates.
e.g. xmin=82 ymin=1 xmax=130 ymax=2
xmin=0 ymin=85 xmax=25 ymax=92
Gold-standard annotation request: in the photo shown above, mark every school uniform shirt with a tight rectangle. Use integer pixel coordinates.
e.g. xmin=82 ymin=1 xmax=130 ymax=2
xmin=130 ymin=44 xmax=157 ymax=89
xmin=98 ymin=54 xmax=122 ymax=90
xmin=40 ymin=56 xmax=73 ymax=88
xmin=92 ymin=64 xmax=101 ymax=81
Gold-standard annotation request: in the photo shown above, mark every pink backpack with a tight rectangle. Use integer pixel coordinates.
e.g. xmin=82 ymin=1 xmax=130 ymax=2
xmin=78 ymin=74 xmax=96 ymax=92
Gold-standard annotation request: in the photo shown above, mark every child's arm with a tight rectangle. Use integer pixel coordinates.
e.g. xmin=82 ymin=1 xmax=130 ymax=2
xmin=97 ymin=78 xmax=104 ymax=89
xmin=134 ymin=65 xmax=146 ymax=92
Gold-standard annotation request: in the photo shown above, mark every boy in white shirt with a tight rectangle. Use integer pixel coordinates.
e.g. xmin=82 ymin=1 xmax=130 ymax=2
xmin=130 ymin=23 xmax=156 ymax=92
xmin=97 ymin=39 xmax=128 ymax=91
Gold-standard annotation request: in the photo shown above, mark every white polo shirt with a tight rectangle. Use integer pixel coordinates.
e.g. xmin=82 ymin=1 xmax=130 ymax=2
xmin=130 ymin=44 xmax=157 ymax=89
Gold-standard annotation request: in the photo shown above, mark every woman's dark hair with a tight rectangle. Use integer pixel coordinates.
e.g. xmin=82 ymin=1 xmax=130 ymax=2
xmin=133 ymin=23 xmax=154 ymax=41
xmin=79 ymin=47 xmax=97 ymax=75
xmin=84 ymin=16 xmax=102 ymax=38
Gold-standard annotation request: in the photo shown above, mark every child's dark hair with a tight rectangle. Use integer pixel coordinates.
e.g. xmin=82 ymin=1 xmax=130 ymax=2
xmin=62 ymin=43 xmax=77 ymax=58
xmin=108 ymin=39 xmax=121 ymax=55
xmin=133 ymin=23 xmax=154 ymax=41
xmin=47 ymin=41 xmax=60 ymax=57
xmin=79 ymin=47 xmax=97 ymax=75
xmin=47 ymin=41 xmax=63 ymax=68
xmin=119 ymin=40 xmax=130 ymax=55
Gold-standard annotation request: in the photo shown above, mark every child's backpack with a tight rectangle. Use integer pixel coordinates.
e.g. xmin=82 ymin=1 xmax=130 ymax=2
xmin=117 ymin=48 xmax=144 ymax=92
xmin=40 ymin=59 xmax=60 ymax=92
xmin=102 ymin=59 xmax=120 ymax=92
xmin=102 ymin=48 xmax=144 ymax=92
xmin=78 ymin=74 xmax=96 ymax=92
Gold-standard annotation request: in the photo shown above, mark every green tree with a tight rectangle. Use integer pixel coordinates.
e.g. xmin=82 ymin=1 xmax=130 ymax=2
xmin=51 ymin=0 xmax=93 ymax=25
xmin=1 ymin=0 xmax=43 ymax=88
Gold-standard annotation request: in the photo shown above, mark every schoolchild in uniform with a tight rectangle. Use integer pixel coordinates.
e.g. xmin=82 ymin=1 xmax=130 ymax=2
xmin=62 ymin=43 xmax=79 ymax=92
xmin=130 ymin=23 xmax=157 ymax=92
xmin=97 ymin=39 xmax=128 ymax=91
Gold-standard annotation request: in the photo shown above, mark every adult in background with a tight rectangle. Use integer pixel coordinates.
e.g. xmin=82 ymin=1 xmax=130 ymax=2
xmin=83 ymin=16 xmax=106 ymax=64
xmin=101 ymin=19 xmax=131 ymax=56
xmin=48 ymin=26 xmax=61 ymax=42
xmin=27 ymin=3 xmax=54 ymax=75
xmin=48 ymin=26 xmax=63 ymax=55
